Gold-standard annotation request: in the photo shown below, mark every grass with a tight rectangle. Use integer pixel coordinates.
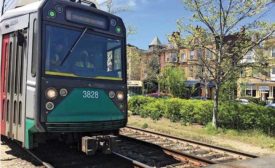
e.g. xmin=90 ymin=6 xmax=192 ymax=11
xmin=127 ymin=114 xmax=275 ymax=155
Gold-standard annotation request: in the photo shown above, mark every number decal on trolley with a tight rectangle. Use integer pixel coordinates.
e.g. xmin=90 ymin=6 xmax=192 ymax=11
xmin=82 ymin=91 xmax=99 ymax=99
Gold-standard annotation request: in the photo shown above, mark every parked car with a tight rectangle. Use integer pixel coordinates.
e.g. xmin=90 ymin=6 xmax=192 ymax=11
xmin=190 ymin=96 xmax=208 ymax=100
xmin=146 ymin=92 xmax=172 ymax=99
xmin=236 ymin=98 xmax=250 ymax=105
xmin=266 ymin=103 xmax=275 ymax=109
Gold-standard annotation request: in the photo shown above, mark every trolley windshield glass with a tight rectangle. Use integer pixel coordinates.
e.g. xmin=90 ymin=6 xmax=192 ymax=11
xmin=44 ymin=25 xmax=123 ymax=81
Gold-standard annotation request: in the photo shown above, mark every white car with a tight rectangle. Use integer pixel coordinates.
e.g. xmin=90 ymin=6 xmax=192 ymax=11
xmin=238 ymin=99 xmax=249 ymax=105
xmin=266 ymin=103 xmax=275 ymax=109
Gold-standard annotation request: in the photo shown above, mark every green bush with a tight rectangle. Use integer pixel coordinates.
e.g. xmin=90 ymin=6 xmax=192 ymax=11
xmin=128 ymin=96 xmax=155 ymax=115
xmin=148 ymin=100 xmax=166 ymax=120
xmin=179 ymin=101 xmax=195 ymax=125
xmin=192 ymin=100 xmax=212 ymax=124
xmin=165 ymin=98 xmax=183 ymax=122
xmin=142 ymin=123 xmax=148 ymax=129
xmin=128 ymin=96 xmax=275 ymax=136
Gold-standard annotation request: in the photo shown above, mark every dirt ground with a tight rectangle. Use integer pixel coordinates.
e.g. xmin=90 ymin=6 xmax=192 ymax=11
xmin=205 ymin=135 xmax=275 ymax=156
xmin=0 ymin=136 xmax=44 ymax=168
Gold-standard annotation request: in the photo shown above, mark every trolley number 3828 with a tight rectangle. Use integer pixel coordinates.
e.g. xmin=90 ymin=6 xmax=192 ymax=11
xmin=82 ymin=90 xmax=99 ymax=99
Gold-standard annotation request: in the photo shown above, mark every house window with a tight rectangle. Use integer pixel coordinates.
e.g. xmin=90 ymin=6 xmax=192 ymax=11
xmin=197 ymin=49 xmax=202 ymax=59
xmin=246 ymin=51 xmax=253 ymax=60
xmin=181 ymin=53 xmax=186 ymax=61
xmin=245 ymin=90 xmax=256 ymax=97
xmin=166 ymin=55 xmax=170 ymax=62
xmin=272 ymin=67 xmax=275 ymax=74
xmin=190 ymin=50 xmax=195 ymax=60
xmin=171 ymin=53 xmax=178 ymax=62
xmin=272 ymin=47 xmax=275 ymax=58
xmin=206 ymin=50 xmax=212 ymax=59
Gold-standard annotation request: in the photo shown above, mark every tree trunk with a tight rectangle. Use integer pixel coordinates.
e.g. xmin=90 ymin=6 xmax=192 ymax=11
xmin=212 ymin=84 xmax=219 ymax=128
xmin=158 ymin=81 xmax=160 ymax=96
xmin=205 ymin=81 xmax=209 ymax=98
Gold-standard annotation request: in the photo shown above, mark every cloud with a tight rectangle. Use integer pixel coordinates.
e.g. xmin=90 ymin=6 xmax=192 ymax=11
xmin=96 ymin=0 xmax=149 ymax=12
xmin=127 ymin=0 xmax=137 ymax=7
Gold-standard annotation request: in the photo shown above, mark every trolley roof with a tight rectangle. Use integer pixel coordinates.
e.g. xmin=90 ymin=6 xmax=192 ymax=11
xmin=0 ymin=1 xmax=42 ymax=22
xmin=0 ymin=0 xmax=99 ymax=22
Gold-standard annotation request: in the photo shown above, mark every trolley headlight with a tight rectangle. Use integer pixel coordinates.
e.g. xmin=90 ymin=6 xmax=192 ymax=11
xmin=46 ymin=88 xmax=58 ymax=100
xmin=60 ymin=88 xmax=68 ymax=97
xmin=117 ymin=91 xmax=124 ymax=101
xmin=109 ymin=91 xmax=116 ymax=99
xmin=46 ymin=102 xmax=55 ymax=111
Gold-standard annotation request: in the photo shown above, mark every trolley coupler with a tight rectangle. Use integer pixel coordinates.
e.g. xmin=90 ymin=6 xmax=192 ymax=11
xmin=81 ymin=135 xmax=117 ymax=155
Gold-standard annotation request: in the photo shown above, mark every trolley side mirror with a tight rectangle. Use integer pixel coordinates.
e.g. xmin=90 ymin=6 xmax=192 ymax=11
xmin=17 ymin=31 xmax=25 ymax=46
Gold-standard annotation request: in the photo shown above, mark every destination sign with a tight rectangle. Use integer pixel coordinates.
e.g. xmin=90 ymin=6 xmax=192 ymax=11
xmin=66 ymin=8 xmax=108 ymax=30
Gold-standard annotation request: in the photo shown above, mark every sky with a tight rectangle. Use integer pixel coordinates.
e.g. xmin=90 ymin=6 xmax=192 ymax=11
xmin=97 ymin=0 xmax=275 ymax=50
xmin=118 ymin=0 xmax=191 ymax=50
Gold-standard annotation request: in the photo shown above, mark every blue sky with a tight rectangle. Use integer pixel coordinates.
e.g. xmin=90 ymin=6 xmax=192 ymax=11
xmin=118 ymin=0 xmax=190 ymax=49
xmin=100 ymin=0 xmax=275 ymax=50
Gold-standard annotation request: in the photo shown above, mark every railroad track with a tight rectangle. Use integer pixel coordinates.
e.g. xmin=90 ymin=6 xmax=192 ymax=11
xmin=23 ymin=140 xmax=137 ymax=168
xmin=24 ymin=140 xmax=172 ymax=168
xmin=119 ymin=126 xmax=258 ymax=167
xmin=22 ymin=137 xmax=210 ymax=168
xmin=25 ymin=147 xmax=148 ymax=168
xmin=4 ymin=126 xmax=258 ymax=168
xmin=114 ymin=135 xmax=210 ymax=167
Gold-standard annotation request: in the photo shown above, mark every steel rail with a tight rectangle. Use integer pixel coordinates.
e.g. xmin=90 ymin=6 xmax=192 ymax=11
xmin=25 ymin=149 xmax=54 ymax=168
xmin=119 ymin=134 xmax=215 ymax=167
xmin=9 ymin=137 xmax=54 ymax=168
xmin=112 ymin=152 xmax=153 ymax=168
xmin=125 ymin=126 xmax=258 ymax=159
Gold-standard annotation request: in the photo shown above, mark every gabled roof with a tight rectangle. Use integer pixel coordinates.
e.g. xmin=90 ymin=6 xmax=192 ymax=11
xmin=149 ymin=36 xmax=162 ymax=46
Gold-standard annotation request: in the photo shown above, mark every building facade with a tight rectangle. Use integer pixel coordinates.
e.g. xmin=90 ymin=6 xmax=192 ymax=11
xmin=128 ymin=36 xmax=275 ymax=101
xmin=137 ymin=37 xmax=215 ymax=98
xmin=237 ymin=38 xmax=275 ymax=103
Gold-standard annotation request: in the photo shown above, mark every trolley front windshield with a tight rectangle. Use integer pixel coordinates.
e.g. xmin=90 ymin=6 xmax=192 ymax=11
xmin=44 ymin=25 xmax=123 ymax=81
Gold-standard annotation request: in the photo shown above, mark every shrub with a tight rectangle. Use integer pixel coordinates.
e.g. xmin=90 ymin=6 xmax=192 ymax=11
xmin=149 ymin=100 xmax=166 ymax=120
xmin=139 ymin=105 xmax=153 ymax=118
xmin=128 ymin=96 xmax=275 ymax=136
xmin=138 ymin=100 xmax=166 ymax=120
xmin=128 ymin=96 xmax=155 ymax=115
xmin=179 ymin=101 xmax=195 ymax=125
xmin=192 ymin=100 xmax=212 ymax=124
xmin=142 ymin=123 xmax=148 ymax=129
xmin=165 ymin=98 xmax=183 ymax=122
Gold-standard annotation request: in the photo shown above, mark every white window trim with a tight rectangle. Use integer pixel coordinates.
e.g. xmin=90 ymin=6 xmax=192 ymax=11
xmin=272 ymin=47 xmax=275 ymax=58
xmin=190 ymin=50 xmax=195 ymax=60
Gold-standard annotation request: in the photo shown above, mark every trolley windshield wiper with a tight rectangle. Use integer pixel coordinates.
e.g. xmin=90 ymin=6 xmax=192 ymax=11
xmin=60 ymin=27 xmax=88 ymax=66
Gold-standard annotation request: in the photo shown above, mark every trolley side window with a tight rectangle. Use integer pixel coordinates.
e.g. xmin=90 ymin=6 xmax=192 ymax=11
xmin=7 ymin=42 xmax=12 ymax=93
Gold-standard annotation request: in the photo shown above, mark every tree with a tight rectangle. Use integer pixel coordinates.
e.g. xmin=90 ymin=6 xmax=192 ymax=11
xmin=159 ymin=65 xmax=186 ymax=98
xmin=143 ymin=53 xmax=160 ymax=93
xmin=127 ymin=45 xmax=142 ymax=80
xmin=97 ymin=0 xmax=137 ymax=36
xmin=171 ymin=0 xmax=275 ymax=127
xmin=97 ymin=0 xmax=129 ymax=14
